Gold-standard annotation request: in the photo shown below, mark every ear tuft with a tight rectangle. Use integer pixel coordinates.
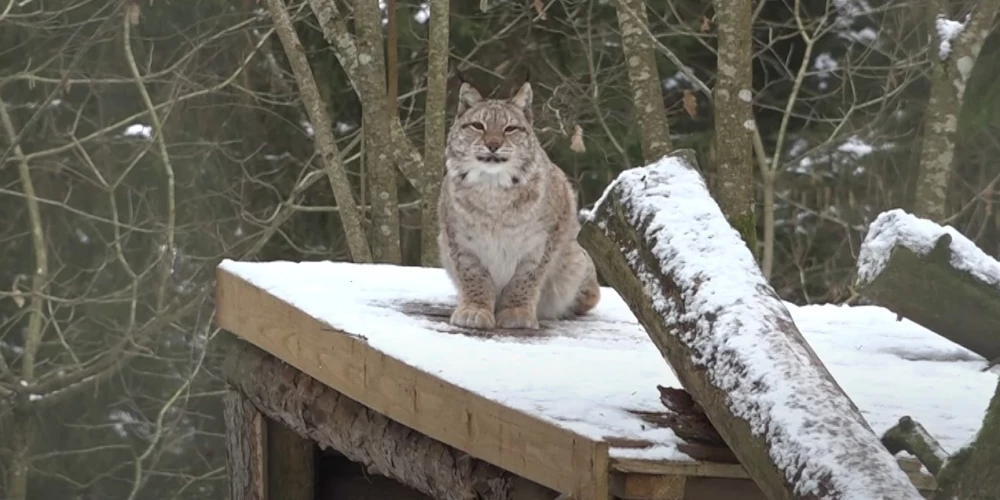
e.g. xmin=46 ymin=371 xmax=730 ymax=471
xmin=510 ymin=82 xmax=533 ymax=122
xmin=457 ymin=82 xmax=483 ymax=116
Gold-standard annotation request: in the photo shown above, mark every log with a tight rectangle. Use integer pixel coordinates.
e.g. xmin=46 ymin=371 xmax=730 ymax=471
xmin=855 ymin=208 xmax=1000 ymax=362
xmin=220 ymin=335 xmax=557 ymax=500
xmin=578 ymin=149 xmax=923 ymax=500
xmin=880 ymin=416 xmax=949 ymax=475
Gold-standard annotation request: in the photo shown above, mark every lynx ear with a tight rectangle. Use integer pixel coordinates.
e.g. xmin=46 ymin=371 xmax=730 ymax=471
xmin=510 ymin=82 xmax=533 ymax=122
xmin=457 ymin=82 xmax=483 ymax=116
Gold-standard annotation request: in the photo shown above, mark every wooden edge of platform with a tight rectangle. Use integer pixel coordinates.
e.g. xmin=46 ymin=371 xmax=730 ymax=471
xmin=611 ymin=455 xmax=938 ymax=494
xmin=214 ymin=266 xmax=610 ymax=500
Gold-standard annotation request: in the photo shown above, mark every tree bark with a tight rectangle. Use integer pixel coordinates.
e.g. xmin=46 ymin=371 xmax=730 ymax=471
xmin=578 ymin=149 xmax=924 ymax=500
xmin=612 ymin=0 xmax=672 ymax=162
xmin=224 ymin=389 xmax=267 ymax=500
xmin=420 ymin=0 xmax=449 ymax=266
xmin=710 ymin=0 xmax=757 ymax=256
xmin=855 ymin=215 xmax=1000 ymax=362
xmin=351 ymin=0 xmax=402 ymax=263
xmin=221 ymin=336 xmax=557 ymax=500
xmin=932 ymin=380 xmax=1000 ymax=500
xmin=264 ymin=0 xmax=372 ymax=263
xmin=881 ymin=416 xmax=949 ymax=476
xmin=912 ymin=0 xmax=1000 ymax=221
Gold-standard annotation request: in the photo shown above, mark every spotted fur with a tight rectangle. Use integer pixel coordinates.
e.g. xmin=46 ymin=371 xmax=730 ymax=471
xmin=437 ymin=81 xmax=601 ymax=330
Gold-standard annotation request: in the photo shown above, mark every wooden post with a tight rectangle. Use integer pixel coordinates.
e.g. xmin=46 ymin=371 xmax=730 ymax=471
xmin=224 ymin=389 xmax=266 ymax=500
xmin=267 ymin=419 xmax=315 ymax=500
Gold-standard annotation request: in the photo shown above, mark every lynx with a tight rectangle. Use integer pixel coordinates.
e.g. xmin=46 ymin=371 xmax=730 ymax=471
xmin=437 ymin=81 xmax=601 ymax=330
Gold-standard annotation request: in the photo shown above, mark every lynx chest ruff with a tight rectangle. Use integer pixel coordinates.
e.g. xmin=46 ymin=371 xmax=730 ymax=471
xmin=451 ymin=192 xmax=550 ymax=295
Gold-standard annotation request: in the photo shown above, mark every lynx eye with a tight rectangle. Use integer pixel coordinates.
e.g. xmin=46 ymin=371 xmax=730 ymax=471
xmin=503 ymin=125 xmax=524 ymax=134
xmin=463 ymin=122 xmax=485 ymax=131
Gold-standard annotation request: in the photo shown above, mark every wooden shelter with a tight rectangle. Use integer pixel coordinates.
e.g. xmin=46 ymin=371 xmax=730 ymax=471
xmin=214 ymin=259 xmax=995 ymax=500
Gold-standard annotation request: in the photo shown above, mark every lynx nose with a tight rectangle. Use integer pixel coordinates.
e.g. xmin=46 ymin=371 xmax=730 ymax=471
xmin=483 ymin=136 xmax=503 ymax=152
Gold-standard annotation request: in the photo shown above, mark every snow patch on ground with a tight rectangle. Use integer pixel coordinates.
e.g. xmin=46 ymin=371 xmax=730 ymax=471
xmin=856 ymin=208 xmax=1000 ymax=289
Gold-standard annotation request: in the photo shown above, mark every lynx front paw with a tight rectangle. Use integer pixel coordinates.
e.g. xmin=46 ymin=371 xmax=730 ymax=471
xmin=450 ymin=305 xmax=495 ymax=329
xmin=496 ymin=306 xmax=539 ymax=329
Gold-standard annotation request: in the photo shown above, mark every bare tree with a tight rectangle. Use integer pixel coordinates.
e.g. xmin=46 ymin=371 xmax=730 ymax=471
xmin=612 ymin=0 xmax=672 ymax=162
xmin=421 ymin=0 xmax=450 ymax=266
xmin=912 ymin=0 xmax=1000 ymax=221
xmin=710 ymin=0 xmax=757 ymax=254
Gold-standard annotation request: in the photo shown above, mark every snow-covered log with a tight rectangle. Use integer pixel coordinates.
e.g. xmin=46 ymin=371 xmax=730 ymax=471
xmin=222 ymin=337 xmax=557 ymax=500
xmin=856 ymin=209 xmax=1000 ymax=362
xmin=578 ymin=149 xmax=924 ymax=500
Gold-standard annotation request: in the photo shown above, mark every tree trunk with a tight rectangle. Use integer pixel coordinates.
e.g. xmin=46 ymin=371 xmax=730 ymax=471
xmin=710 ymin=0 xmax=757 ymax=256
xmin=352 ymin=0 xmax=402 ymax=263
xmin=420 ymin=0 xmax=449 ymax=267
xmin=912 ymin=0 xmax=1000 ymax=221
xmin=933 ymin=380 xmax=1000 ymax=500
xmin=221 ymin=336 xmax=557 ymax=500
xmin=611 ymin=0 xmax=672 ymax=162
xmin=855 ymin=209 xmax=1000 ymax=362
xmin=578 ymin=149 xmax=924 ymax=500
xmin=263 ymin=0 xmax=372 ymax=263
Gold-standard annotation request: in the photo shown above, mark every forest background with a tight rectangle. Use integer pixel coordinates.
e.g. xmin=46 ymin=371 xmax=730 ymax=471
xmin=1 ymin=0 xmax=998 ymax=498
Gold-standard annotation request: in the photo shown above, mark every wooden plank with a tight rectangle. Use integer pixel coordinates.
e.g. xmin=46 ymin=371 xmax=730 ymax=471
xmin=266 ymin=418 xmax=314 ymax=500
xmin=224 ymin=388 xmax=267 ymax=500
xmin=684 ymin=477 xmax=766 ymax=500
xmin=215 ymin=267 xmax=610 ymax=500
xmin=610 ymin=458 xmax=750 ymax=479
xmin=612 ymin=456 xmax=937 ymax=494
xmin=609 ymin=472 xmax=685 ymax=500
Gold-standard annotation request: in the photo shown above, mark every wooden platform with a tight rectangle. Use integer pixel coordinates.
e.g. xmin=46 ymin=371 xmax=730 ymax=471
xmin=215 ymin=260 xmax=996 ymax=500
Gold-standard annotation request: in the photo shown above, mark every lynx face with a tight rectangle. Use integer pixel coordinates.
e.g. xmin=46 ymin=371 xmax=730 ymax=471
xmin=446 ymin=82 xmax=537 ymax=176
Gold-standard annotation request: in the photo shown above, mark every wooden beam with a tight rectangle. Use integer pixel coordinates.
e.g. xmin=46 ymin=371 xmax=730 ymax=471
xmin=224 ymin=388 xmax=267 ymax=500
xmin=222 ymin=336 xmax=560 ymax=500
xmin=214 ymin=268 xmax=611 ymax=500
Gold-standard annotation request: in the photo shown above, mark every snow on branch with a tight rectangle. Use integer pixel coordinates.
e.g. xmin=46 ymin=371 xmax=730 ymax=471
xmin=579 ymin=149 xmax=923 ymax=500
xmin=856 ymin=209 xmax=1000 ymax=363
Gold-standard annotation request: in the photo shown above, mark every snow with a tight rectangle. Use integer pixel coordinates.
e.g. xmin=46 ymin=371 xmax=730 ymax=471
xmin=219 ymin=260 xmax=994 ymax=472
xmin=123 ymin=123 xmax=152 ymax=139
xmin=856 ymin=208 xmax=1000 ymax=290
xmin=936 ymin=16 xmax=967 ymax=60
xmin=583 ymin=156 xmax=932 ymax=497
xmin=414 ymin=2 xmax=430 ymax=23
xmin=838 ymin=135 xmax=874 ymax=156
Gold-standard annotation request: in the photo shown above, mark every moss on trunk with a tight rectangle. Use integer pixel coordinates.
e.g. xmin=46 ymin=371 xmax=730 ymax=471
xmin=933 ymin=380 xmax=1000 ymax=500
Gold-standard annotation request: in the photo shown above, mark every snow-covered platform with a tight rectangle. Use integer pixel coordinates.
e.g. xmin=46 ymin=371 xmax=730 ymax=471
xmin=215 ymin=259 xmax=996 ymax=499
